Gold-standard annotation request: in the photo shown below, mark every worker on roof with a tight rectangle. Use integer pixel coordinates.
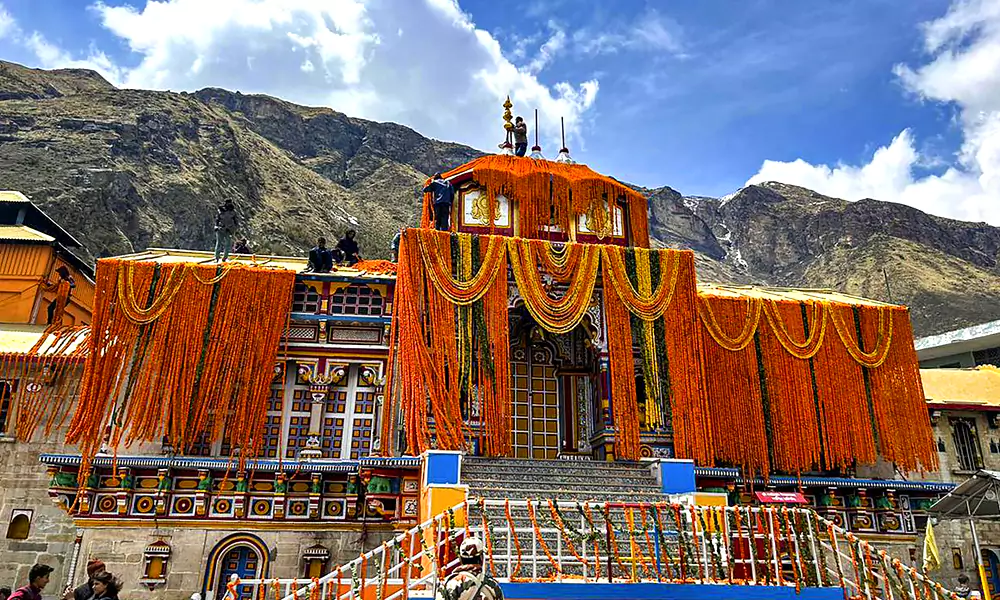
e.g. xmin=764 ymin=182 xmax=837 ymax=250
xmin=214 ymin=199 xmax=238 ymax=262
xmin=513 ymin=116 xmax=527 ymax=157
xmin=44 ymin=266 xmax=75 ymax=326
xmin=306 ymin=237 xmax=333 ymax=273
xmin=337 ymin=229 xmax=361 ymax=266
xmin=391 ymin=227 xmax=403 ymax=262
xmin=423 ymin=173 xmax=454 ymax=231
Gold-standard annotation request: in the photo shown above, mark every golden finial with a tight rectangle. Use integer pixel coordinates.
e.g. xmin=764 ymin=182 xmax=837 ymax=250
xmin=503 ymin=95 xmax=514 ymax=131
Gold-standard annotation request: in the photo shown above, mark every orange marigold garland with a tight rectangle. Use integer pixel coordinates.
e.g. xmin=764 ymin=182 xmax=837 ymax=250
xmin=508 ymin=238 xmax=600 ymax=334
xmin=758 ymin=301 xmax=823 ymax=473
xmin=699 ymin=295 xmax=770 ymax=476
xmin=66 ymin=258 xmax=295 ymax=479
xmin=812 ymin=305 xmax=877 ymax=470
xmin=427 ymin=156 xmax=649 ymax=244
xmin=4 ymin=325 xmax=90 ymax=442
xmin=861 ymin=306 xmax=938 ymax=472
xmin=604 ymin=286 xmax=641 ymax=461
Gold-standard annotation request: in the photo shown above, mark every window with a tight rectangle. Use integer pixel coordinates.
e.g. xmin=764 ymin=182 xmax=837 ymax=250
xmin=5 ymin=510 xmax=31 ymax=540
xmin=952 ymin=417 xmax=984 ymax=471
xmin=973 ymin=346 xmax=1000 ymax=367
xmin=142 ymin=540 xmax=171 ymax=585
xmin=0 ymin=381 xmax=11 ymax=435
xmin=292 ymin=282 xmax=321 ymax=313
xmin=330 ymin=285 xmax=383 ymax=316
xmin=952 ymin=548 xmax=964 ymax=570
xmin=302 ymin=545 xmax=330 ymax=578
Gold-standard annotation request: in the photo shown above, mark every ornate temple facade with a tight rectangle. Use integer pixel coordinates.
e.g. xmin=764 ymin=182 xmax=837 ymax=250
xmin=0 ymin=138 xmax=986 ymax=599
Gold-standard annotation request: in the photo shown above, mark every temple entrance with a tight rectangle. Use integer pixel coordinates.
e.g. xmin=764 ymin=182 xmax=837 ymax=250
xmin=216 ymin=545 xmax=260 ymax=600
xmin=512 ymin=345 xmax=560 ymax=459
xmin=986 ymin=549 xmax=1000 ymax=599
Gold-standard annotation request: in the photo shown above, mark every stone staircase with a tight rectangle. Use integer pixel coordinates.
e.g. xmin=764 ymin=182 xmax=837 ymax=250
xmin=459 ymin=457 xmax=674 ymax=580
xmin=462 ymin=457 xmax=664 ymax=502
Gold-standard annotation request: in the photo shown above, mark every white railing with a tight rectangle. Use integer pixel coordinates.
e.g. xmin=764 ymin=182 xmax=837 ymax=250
xmin=221 ymin=499 xmax=955 ymax=600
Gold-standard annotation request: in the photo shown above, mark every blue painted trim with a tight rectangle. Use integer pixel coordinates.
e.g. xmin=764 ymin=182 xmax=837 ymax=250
xmin=660 ymin=460 xmax=695 ymax=494
xmin=297 ymin=273 xmax=395 ymax=285
xmin=500 ymin=583 xmax=845 ymax=599
xmin=424 ymin=451 xmax=462 ymax=486
xmin=39 ymin=453 xmax=420 ymax=472
xmin=694 ymin=467 xmax=955 ymax=492
xmin=290 ymin=313 xmax=390 ymax=325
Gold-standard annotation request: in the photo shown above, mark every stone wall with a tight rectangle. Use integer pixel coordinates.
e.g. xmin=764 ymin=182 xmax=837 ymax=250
xmin=0 ymin=433 xmax=79 ymax=593
xmin=904 ymin=408 xmax=1000 ymax=594
xmin=75 ymin=526 xmax=396 ymax=600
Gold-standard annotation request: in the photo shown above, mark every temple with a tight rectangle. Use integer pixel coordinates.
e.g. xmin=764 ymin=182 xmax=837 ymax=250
xmin=0 ymin=103 xmax=978 ymax=600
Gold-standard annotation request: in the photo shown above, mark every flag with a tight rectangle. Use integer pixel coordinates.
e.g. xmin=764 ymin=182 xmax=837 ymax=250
xmin=923 ymin=521 xmax=941 ymax=572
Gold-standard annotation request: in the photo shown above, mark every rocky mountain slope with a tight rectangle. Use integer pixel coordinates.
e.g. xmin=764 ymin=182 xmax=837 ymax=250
xmin=1 ymin=60 xmax=998 ymax=336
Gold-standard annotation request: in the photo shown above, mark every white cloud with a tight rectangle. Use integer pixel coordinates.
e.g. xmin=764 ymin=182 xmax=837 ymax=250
xmin=526 ymin=21 xmax=567 ymax=74
xmin=0 ymin=3 xmax=14 ymax=40
xmin=747 ymin=0 xmax=1000 ymax=225
xmin=574 ymin=8 xmax=684 ymax=57
xmin=24 ymin=32 xmax=126 ymax=84
xmin=4 ymin=0 xmax=597 ymax=154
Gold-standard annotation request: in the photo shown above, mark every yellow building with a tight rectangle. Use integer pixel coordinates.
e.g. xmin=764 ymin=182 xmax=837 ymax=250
xmin=0 ymin=191 xmax=94 ymax=326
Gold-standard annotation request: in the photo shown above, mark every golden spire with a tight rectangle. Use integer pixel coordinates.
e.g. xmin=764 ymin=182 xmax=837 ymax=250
xmin=503 ymin=95 xmax=514 ymax=131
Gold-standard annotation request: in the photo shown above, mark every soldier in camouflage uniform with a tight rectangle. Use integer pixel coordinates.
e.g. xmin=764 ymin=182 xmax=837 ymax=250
xmin=436 ymin=537 xmax=503 ymax=600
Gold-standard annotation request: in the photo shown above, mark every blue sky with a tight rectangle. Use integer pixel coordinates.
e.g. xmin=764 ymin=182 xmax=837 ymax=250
xmin=1 ymin=0 xmax=999 ymax=223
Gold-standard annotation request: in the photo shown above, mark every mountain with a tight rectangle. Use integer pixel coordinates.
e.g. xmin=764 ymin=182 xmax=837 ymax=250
xmin=0 ymin=60 xmax=998 ymax=336
xmin=647 ymin=182 xmax=1000 ymax=335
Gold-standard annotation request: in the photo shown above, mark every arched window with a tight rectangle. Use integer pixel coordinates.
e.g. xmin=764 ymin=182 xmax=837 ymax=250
xmin=6 ymin=510 xmax=31 ymax=540
xmin=329 ymin=285 xmax=384 ymax=316
xmin=952 ymin=417 xmax=984 ymax=471
xmin=292 ymin=282 xmax=321 ymax=314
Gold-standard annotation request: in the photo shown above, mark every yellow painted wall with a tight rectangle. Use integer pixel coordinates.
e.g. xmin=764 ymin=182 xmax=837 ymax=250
xmin=0 ymin=244 xmax=94 ymax=325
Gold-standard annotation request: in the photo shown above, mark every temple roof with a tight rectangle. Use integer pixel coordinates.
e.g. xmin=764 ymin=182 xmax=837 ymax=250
xmin=696 ymin=282 xmax=900 ymax=307
xmin=0 ymin=324 xmax=90 ymax=356
xmin=442 ymin=154 xmax=645 ymax=203
xmin=921 ymin=366 xmax=1000 ymax=409
xmin=117 ymin=249 xmax=395 ymax=280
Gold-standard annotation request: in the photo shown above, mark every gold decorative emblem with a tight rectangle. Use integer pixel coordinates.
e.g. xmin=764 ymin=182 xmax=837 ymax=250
xmin=470 ymin=191 xmax=501 ymax=224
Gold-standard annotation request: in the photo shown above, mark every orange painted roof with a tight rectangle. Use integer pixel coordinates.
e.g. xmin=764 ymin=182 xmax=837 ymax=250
xmin=921 ymin=366 xmax=1000 ymax=407
xmin=0 ymin=224 xmax=55 ymax=243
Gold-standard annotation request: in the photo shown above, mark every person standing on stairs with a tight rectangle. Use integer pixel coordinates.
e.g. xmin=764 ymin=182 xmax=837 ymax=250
xmin=435 ymin=537 xmax=503 ymax=600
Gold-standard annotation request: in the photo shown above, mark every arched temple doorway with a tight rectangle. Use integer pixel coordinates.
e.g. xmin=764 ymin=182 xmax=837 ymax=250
xmin=986 ymin=549 xmax=1000 ymax=599
xmin=203 ymin=533 xmax=269 ymax=600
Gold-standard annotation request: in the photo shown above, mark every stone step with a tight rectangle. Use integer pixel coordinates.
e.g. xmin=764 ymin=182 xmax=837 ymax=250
xmin=463 ymin=472 xmax=655 ymax=487
xmin=471 ymin=486 xmax=666 ymax=502
xmin=463 ymin=459 xmax=651 ymax=475
xmin=465 ymin=477 xmax=659 ymax=492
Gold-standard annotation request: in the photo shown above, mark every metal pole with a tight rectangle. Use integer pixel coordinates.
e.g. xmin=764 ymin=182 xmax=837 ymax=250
xmin=971 ymin=519 xmax=992 ymax=600
xmin=63 ymin=528 xmax=84 ymax=595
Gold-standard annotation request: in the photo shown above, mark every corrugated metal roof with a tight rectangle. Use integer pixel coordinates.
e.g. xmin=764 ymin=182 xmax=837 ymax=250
xmin=0 ymin=191 xmax=30 ymax=203
xmin=0 ymin=224 xmax=55 ymax=243
xmin=0 ymin=324 xmax=90 ymax=356
xmin=921 ymin=366 xmax=1000 ymax=408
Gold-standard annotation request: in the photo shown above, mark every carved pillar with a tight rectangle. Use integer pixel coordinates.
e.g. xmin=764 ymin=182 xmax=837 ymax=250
xmin=308 ymin=472 xmax=322 ymax=519
xmin=194 ymin=469 xmax=211 ymax=516
xmin=155 ymin=468 xmax=170 ymax=516
xmin=116 ymin=468 xmax=132 ymax=516
xmin=273 ymin=472 xmax=287 ymax=519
